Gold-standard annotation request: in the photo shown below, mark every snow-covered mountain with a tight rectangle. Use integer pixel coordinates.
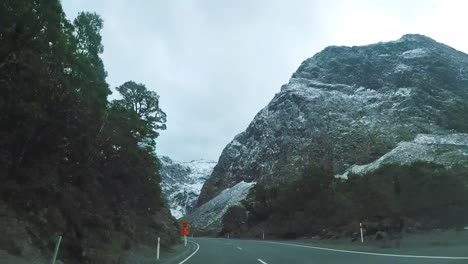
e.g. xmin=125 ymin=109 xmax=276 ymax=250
xmin=159 ymin=156 xmax=216 ymax=219
xmin=198 ymin=34 xmax=468 ymax=206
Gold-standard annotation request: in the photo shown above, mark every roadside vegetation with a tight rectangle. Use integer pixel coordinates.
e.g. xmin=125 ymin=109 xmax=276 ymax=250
xmin=222 ymin=162 xmax=468 ymax=241
xmin=0 ymin=1 xmax=177 ymax=263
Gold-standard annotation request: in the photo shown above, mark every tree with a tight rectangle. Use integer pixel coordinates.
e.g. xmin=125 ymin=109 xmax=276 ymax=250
xmin=113 ymin=81 xmax=167 ymax=149
xmin=222 ymin=206 xmax=248 ymax=235
xmin=73 ymin=12 xmax=104 ymax=58
xmin=70 ymin=12 xmax=110 ymax=122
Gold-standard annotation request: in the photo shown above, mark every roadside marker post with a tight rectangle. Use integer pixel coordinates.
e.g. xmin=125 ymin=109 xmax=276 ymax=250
xmin=179 ymin=221 xmax=190 ymax=247
xmin=227 ymin=233 xmax=230 ymax=239
xmin=51 ymin=235 xmax=62 ymax=264
xmin=360 ymin=222 xmax=364 ymax=243
xmin=157 ymin=237 xmax=160 ymax=260
xmin=262 ymin=231 xmax=265 ymax=240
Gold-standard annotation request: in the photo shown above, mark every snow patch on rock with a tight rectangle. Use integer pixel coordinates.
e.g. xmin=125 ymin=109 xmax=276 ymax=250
xmin=183 ymin=181 xmax=255 ymax=230
xmin=337 ymin=133 xmax=468 ymax=179
xmin=394 ymin=87 xmax=412 ymax=97
xmin=401 ymin=48 xmax=428 ymax=59
xmin=414 ymin=134 xmax=468 ymax=145
xmin=394 ymin=63 xmax=412 ymax=73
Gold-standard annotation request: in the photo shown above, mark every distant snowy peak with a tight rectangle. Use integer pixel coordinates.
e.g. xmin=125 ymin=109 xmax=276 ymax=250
xmin=158 ymin=156 xmax=216 ymax=219
xmin=184 ymin=159 xmax=218 ymax=180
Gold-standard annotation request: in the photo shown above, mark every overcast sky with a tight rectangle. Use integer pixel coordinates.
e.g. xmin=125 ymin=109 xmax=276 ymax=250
xmin=62 ymin=0 xmax=468 ymax=162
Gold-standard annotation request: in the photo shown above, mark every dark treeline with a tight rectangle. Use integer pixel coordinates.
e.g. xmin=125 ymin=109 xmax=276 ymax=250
xmin=223 ymin=162 xmax=468 ymax=240
xmin=0 ymin=0 xmax=177 ymax=263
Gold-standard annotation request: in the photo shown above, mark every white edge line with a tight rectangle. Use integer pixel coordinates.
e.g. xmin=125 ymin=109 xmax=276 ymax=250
xmin=265 ymin=241 xmax=468 ymax=260
xmin=257 ymin=258 xmax=268 ymax=264
xmin=179 ymin=241 xmax=200 ymax=264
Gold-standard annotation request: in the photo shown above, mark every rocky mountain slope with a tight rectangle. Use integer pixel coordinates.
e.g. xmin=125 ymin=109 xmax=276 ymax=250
xmin=184 ymin=181 xmax=255 ymax=230
xmin=198 ymin=34 xmax=468 ymax=206
xmin=159 ymin=156 xmax=216 ymax=218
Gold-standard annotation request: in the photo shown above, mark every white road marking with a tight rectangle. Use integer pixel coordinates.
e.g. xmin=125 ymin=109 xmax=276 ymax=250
xmin=257 ymin=258 xmax=268 ymax=264
xmin=236 ymin=246 xmax=242 ymax=250
xmin=265 ymin=241 xmax=468 ymax=260
xmin=179 ymin=241 xmax=200 ymax=264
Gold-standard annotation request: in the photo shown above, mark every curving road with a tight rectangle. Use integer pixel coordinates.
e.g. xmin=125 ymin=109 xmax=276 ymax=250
xmin=180 ymin=237 xmax=468 ymax=264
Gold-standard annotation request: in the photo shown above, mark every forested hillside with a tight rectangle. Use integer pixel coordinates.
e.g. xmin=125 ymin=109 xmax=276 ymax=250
xmin=0 ymin=1 xmax=177 ymax=263
xmin=229 ymin=162 xmax=468 ymax=239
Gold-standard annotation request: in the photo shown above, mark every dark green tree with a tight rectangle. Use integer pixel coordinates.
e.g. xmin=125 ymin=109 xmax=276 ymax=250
xmin=113 ymin=81 xmax=167 ymax=149
xmin=221 ymin=206 xmax=248 ymax=235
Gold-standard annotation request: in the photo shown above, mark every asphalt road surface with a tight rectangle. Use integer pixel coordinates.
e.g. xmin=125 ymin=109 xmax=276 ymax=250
xmin=180 ymin=237 xmax=468 ymax=264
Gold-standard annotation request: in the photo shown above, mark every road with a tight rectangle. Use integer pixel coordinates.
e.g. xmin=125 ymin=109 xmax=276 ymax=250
xmin=180 ymin=237 xmax=468 ymax=264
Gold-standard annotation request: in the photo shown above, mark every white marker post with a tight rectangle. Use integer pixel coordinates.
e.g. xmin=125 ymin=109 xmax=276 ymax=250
xmin=262 ymin=231 xmax=265 ymax=240
xmin=51 ymin=235 xmax=62 ymax=264
xmin=360 ymin=222 xmax=364 ymax=243
xmin=184 ymin=235 xmax=187 ymax=247
xmin=227 ymin=233 xmax=230 ymax=239
xmin=156 ymin=237 xmax=160 ymax=260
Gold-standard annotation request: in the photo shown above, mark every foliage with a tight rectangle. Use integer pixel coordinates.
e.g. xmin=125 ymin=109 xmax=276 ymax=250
xmin=346 ymin=162 xmax=468 ymax=229
xmin=0 ymin=0 xmax=174 ymax=262
xmin=241 ymin=161 xmax=468 ymax=238
xmin=243 ymin=163 xmax=348 ymax=236
xmin=221 ymin=206 xmax=248 ymax=235
xmin=113 ymin=81 xmax=167 ymax=150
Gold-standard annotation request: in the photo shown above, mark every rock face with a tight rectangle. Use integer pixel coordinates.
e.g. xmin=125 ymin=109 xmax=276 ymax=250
xmin=159 ymin=156 xmax=216 ymax=218
xmin=184 ymin=181 xmax=255 ymax=230
xmin=198 ymin=34 xmax=468 ymax=205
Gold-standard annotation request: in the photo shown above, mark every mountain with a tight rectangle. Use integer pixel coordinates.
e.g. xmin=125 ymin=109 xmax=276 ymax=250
xmin=159 ymin=156 xmax=216 ymax=218
xmin=198 ymin=34 xmax=468 ymax=206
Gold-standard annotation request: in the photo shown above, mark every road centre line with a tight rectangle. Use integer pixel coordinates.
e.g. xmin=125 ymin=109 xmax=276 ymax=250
xmin=257 ymin=258 xmax=268 ymax=264
xmin=237 ymin=246 xmax=242 ymax=250
xmin=265 ymin=241 xmax=468 ymax=260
